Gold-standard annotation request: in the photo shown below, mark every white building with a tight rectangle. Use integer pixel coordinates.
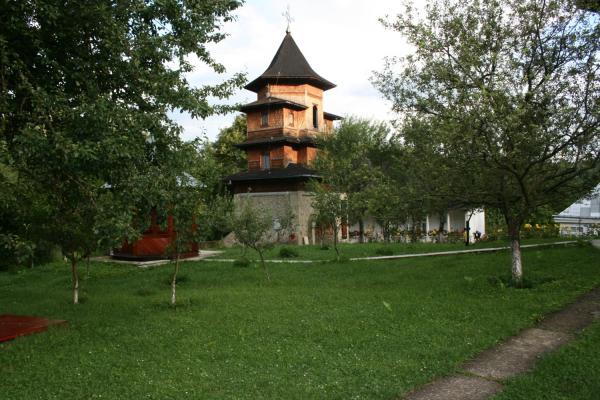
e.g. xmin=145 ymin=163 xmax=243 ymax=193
xmin=553 ymin=186 xmax=600 ymax=236
xmin=347 ymin=209 xmax=486 ymax=243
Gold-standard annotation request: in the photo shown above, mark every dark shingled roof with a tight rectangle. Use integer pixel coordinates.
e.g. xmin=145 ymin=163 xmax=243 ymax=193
xmin=324 ymin=111 xmax=343 ymax=120
xmin=234 ymin=135 xmax=317 ymax=149
xmin=225 ymin=163 xmax=320 ymax=183
xmin=239 ymin=96 xmax=308 ymax=113
xmin=245 ymin=32 xmax=336 ymax=92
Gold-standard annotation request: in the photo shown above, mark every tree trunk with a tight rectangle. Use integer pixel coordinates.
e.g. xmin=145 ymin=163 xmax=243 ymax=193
xmin=171 ymin=253 xmax=180 ymax=305
xmin=258 ymin=249 xmax=270 ymax=281
xmin=86 ymin=255 xmax=90 ymax=279
xmin=71 ymin=257 xmax=79 ymax=305
xmin=359 ymin=219 xmax=365 ymax=244
xmin=508 ymin=223 xmax=523 ymax=287
xmin=333 ymin=225 xmax=340 ymax=260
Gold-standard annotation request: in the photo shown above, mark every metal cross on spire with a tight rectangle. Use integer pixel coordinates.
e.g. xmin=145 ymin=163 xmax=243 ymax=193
xmin=283 ymin=4 xmax=294 ymax=33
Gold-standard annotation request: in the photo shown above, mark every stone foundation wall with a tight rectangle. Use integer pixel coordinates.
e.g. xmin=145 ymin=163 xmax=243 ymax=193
xmin=233 ymin=191 xmax=315 ymax=245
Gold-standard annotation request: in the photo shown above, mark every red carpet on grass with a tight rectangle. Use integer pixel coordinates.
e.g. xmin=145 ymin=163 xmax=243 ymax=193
xmin=0 ymin=315 xmax=67 ymax=342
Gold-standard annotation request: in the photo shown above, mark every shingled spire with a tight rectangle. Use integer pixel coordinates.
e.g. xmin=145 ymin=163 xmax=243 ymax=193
xmin=244 ymin=32 xmax=336 ymax=92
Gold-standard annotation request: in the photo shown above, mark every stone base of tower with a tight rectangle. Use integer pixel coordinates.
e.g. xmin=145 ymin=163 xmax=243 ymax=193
xmin=233 ymin=191 xmax=316 ymax=245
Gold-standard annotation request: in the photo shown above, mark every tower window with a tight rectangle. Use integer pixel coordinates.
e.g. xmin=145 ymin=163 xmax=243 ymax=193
xmin=261 ymin=110 xmax=269 ymax=127
xmin=262 ymin=152 xmax=270 ymax=169
xmin=312 ymin=105 xmax=318 ymax=129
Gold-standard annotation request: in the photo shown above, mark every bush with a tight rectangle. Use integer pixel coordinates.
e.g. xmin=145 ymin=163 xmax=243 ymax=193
xmin=232 ymin=257 xmax=251 ymax=268
xmin=319 ymin=244 xmax=330 ymax=250
xmin=375 ymin=247 xmax=394 ymax=256
xmin=278 ymin=247 xmax=299 ymax=258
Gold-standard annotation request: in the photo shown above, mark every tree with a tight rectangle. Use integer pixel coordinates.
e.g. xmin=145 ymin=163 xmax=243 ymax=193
xmin=231 ymin=197 xmax=275 ymax=281
xmin=273 ymin=206 xmax=296 ymax=244
xmin=313 ymin=117 xmax=390 ymax=243
xmin=213 ymin=114 xmax=247 ymax=176
xmin=0 ymin=1 xmax=245 ymax=303
xmin=310 ymin=183 xmax=347 ymax=259
xmin=364 ymin=177 xmax=405 ymax=242
xmin=150 ymin=141 xmax=204 ymax=306
xmin=374 ymin=0 xmax=600 ymax=285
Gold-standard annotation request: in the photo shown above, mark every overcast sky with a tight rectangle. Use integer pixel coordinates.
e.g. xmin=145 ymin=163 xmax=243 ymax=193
xmin=172 ymin=0 xmax=411 ymax=141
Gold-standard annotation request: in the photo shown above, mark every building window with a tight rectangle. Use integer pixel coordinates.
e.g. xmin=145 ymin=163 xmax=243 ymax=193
xmin=287 ymin=112 xmax=294 ymax=127
xmin=312 ymin=105 xmax=318 ymax=129
xmin=262 ymin=152 xmax=270 ymax=169
xmin=261 ymin=110 xmax=269 ymax=127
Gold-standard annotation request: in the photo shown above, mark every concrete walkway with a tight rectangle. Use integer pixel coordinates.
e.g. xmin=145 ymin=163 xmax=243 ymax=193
xmin=404 ymin=240 xmax=600 ymax=400
xmin=205 ymin=241 xmax=578 ymax=264
xmin=92 ymin=250 xmax=223 ymax=268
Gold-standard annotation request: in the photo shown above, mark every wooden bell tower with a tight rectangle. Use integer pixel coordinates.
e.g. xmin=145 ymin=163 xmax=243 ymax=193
xmin=226 ymin=30 xmax=341 ymax=244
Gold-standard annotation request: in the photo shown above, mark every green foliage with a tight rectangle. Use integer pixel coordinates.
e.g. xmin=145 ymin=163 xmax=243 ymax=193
xmin=314 ymin=117 xmax=395 ymax=240
xmin=232 ymin=257 xmax=251 ymax=268
xmin=0 ymin=1 xmax=245 ymax=301
xmin=213 ymin=115 xmax=247 ymax=175
xmin=278 ymin=247 xmax=299 ymax=258
xmin=230 ymin=197 xmax=275 ymax=280
xmin=375 ymin=247 xmax=395 ymax=256
xmin=374 ymin=0 xmax=600 ymax=282
xmin=309 ymin=182 xmax=346 ymax=259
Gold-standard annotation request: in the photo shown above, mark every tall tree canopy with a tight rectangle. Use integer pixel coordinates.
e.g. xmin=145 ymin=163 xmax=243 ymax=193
xmin=313 ymin=117 xmax=391 ymax=242
xmin=0 ymin=0 xmax=245 ymax=302
xmin=374 ymin=0 xmax=600 ymax=284
xmin=213 ymin=114 xmax=247 ymax=176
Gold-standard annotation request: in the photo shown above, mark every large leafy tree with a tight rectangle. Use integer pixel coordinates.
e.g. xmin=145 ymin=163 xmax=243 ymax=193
xmin=374 ymin=0 xmax=600 ymax=284
xmin=313 ymin=117 xmax=390 ymax=243
xmin=213 ymin=114 xmax=247 ymax=176
xmin=0 ymin=1 xmax=245 ymax=303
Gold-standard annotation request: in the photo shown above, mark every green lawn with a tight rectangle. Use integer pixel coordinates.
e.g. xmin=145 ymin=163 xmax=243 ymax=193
xmin=0 ymin=244 xmax=598 ymax=399
xmin=493 ymin=320 xmax=600 ymax=400
xmin=215 ymin=237 xmax=573 ymax=261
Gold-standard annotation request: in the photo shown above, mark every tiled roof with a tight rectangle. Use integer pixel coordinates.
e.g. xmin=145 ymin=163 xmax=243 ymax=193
xmin=245 ymin=32 xmax=336 ymax=92
xmin=239 ymin=96 xmax=308 ymax=112
xmin=234 ymin=135 xmax=317 ymax=149
xmin=225 ymin=163 xmax=320 ymax=183
xmin=324 ymin=111 xmax=343 ymax=120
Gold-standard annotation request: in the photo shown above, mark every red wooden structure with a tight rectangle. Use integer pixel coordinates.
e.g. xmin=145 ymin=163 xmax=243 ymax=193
xmin=112 ymin=208 xmax=198 ymax=261
xmin=0 ymin=315 xmax=67 ymax=342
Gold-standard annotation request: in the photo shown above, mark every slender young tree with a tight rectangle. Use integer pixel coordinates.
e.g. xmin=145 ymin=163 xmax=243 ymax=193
xmin=156 ymin=142 xmax=204 ymax=306
xmin=374 ymin=0 xmax=600 ymax=285
xmin=310 ymin=183 xmax=347 ymax=259
xmin=231 ymin=197 xmax=275 ymax=281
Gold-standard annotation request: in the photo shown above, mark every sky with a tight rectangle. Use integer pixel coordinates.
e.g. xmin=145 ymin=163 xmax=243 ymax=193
xmin=171 ymin=0 xmax=412 ymax=141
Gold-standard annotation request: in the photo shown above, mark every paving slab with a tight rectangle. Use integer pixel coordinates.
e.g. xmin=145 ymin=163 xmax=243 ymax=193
xmin=462 ymin=328 xmax=572 ymax=380
xmin=404 ymin=375 xmax=502 ymax=400
xmin=92 ymin=250 xmax=223 ymax=268
xmin=537 ymin=287 xmax=600 ymax=333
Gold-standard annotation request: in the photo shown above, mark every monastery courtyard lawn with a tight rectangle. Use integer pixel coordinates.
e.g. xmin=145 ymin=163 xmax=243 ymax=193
xmin=1 ymin=244 xmax=599 ymax=399
xmin=216 ymin=237 xmax=571 ymax=260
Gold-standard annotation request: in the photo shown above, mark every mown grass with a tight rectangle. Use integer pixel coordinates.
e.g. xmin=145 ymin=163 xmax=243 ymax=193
xmin=493 ymin=320 xmax=600 ymax=400
xmin=216 ymin=237 xmax=572 ymax=261
xmin=0 ymin=244 xmax=598 ymax=399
